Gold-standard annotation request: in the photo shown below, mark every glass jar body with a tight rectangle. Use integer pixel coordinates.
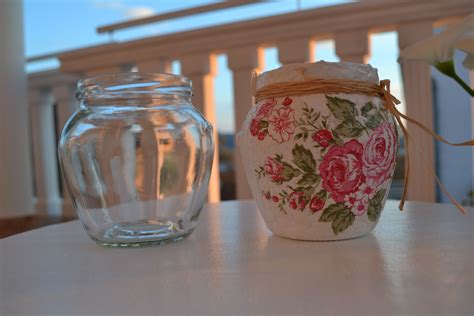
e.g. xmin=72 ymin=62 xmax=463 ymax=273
xmin=58 ymin=74 xmax=214 ymax=247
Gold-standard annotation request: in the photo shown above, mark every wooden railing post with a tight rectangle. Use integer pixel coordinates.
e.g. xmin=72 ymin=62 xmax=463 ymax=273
xmin=181 ymin=53 xmax=221 ymax=202
xmin=335 ymin=29 xmax=369 ymax=63
xmin=277 ymin=38 xmax=314 ymax=64
xmin=398 ymin=21 xmax=436 ymax=202
xmin=227 ymin=45 xmax=264 ymax=200
xmin=53 ymin=83 xmax=78 ymax=217
xmin=29 ymin=88 xmax=62 ymax=216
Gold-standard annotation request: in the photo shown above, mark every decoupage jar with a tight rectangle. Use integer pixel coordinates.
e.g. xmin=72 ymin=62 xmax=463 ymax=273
xmin=238 ymin=62 xmax=398 ymax=240
xmin=58 ymin=73 xmax=214 ymax=247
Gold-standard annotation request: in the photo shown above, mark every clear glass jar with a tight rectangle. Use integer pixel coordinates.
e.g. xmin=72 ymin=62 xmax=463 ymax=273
xmin=58 ymin=73 xmax=214 ymax=247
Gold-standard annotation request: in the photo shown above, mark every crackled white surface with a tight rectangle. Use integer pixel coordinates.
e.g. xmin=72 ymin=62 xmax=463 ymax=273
xmin=2 ymin=200 xmax=473 ymax=316
xmin=255 ymin=61 xmax=379 ymax=90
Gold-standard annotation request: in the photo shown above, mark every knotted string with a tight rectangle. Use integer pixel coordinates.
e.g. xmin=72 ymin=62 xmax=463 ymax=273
xmin=254 ymin=78 xmax=473 ymax=213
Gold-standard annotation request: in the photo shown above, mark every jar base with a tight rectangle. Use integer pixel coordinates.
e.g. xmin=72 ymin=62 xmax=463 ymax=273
xmin=89 ymin=219 xmax=194 ymax=248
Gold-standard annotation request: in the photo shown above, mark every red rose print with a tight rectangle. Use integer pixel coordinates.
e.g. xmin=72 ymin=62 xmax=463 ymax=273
xmin=319 ymin=140 xmax=365 ymax=203
xmin=288 ymin=191 xmax=306 ymax=210
xmin=363 ymin=122 xmax=397 ymax=186
xmin=282 ymin=97 xmax=293 ymax=106
xmin=309 ymin=196 xmax=325 ymax=213
xmin=256 ymin=98 xmax=276 ymax=118
xmin=272 ymin=195 xmax=279 ymax=202
xmin=258 ymin=131 xmax=266 ymax=140
xmin=250 ymin=119 xmax=260 ymax=136
xmin=268 ymin=107 xmax=295 ymax=143
xmin=264 ymin=157 xmax=285 ymax=183
xmin=312 ymin=129 xmax=334 ymax=147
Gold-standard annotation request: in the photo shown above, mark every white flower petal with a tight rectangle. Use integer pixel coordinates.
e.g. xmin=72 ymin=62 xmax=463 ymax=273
xmin=399 ymin=13 xmax=474 ymax=65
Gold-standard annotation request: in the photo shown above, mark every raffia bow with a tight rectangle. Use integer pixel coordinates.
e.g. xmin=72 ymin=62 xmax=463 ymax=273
xmin=254 ymin=77 xmax=474 ymax=213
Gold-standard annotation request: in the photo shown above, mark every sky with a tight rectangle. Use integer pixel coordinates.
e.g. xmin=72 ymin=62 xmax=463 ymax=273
xmin=24 ymin=0 xmax=405 ymax=133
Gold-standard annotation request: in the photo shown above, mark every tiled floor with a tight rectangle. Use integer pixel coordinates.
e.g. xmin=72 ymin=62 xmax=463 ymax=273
xmin=0 ymin=215 xmax=75 ymax=238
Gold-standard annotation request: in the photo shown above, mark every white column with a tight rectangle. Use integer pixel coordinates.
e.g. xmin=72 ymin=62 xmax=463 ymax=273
xmin=136 ymin=59 xmax=171 ymax=73
xmin=29 ymin=88 xmax=62 ymax=216
xmin=335 ymin=29 xmax=370 ymax=63
xmin=398 ymin=21 xmax=436 ymax=202
xmin=0 ymin=0 xmax=34 ymax=218
xmin=228 ymin=46 xmax=264 ymax=200
xmin=181 ymin=53 xmax=221 ymax=203
xmin=53 ymin=83 xmax=78 ymax=217
xmin=277 ymin=38 xmax=314 ymax=64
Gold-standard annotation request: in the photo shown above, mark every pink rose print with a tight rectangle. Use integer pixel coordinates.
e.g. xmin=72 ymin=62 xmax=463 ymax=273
xmin=282 ymin=97 xmax=293 ymax=107
xmin=289 ymin=191 xmax=306 ymax=210
xmin=309 ymin=196 xmax=325 ymax=213
xmin=250 ymin=119 xmax=260 ymax=136
xmin=264 ymin=157 xmax=285 ymax=183
xmin=312 ymin=129 xmax=334 ymax=147
xmin=272 ymin=195 xmax=279 ymax=202
xmin=268 ymin=107 xmax=295 ymax=143
xmin=319 ymin=140 xmax=365 ymax=203
xmin=256 ymin=98 xmax=276 ymax=118
xmin=363 ymin=122 xmax=397 ymax=186
xmin=258 ymin=131 xmax=266 ymax=140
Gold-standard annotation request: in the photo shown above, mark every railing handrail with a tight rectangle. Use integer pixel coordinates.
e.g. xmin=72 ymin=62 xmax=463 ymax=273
xmin=59 ymin=0 xmax=472 ymax=73
xmin=96 ymin=0 xmax=263 ymax=34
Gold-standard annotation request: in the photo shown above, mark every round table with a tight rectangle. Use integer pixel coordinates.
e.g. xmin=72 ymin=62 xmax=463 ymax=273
xmin=1 ymin=200 xmax=473 ymax=315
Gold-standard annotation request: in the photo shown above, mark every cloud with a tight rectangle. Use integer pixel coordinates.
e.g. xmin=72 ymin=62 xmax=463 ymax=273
xmin=124 ymin=6 xmax=155 ymax=19
xmin=91 ymin=0 xmax=155 ymax=19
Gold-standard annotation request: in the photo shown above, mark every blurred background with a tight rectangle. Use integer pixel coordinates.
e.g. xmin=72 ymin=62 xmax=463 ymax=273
xmin=1 ymin=0 xmax=472 ymax=236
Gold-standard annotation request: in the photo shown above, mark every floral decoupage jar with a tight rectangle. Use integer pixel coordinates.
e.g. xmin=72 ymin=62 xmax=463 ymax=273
xmin=238 ymin=62 xmax=398 ymax=241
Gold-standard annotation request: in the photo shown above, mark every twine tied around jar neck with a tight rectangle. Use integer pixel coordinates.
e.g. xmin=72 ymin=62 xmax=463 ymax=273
xmin=253 ymin=76 xmax=474 ymax=214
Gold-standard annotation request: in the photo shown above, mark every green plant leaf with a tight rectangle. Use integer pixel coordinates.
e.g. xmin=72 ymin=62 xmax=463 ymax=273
xmin=361 ymin=102 xmax=374 ymax=117
xmin=326 ymin=96 xmax=358 ymax=120
xmin=319 ymin=203 xmax=346 ymax=222
xmin=366 ymin=113 xmax=384 ymax=130
xmin=335 ymin=120 xmax=364 ymax=138
xmin=332 ymin=209 xmax=355 ymax=235
xmin=292 ymin=144 xmax=316 ymax=173
xmin=367 ymin=189 xmax=386 ymax=222
xmin=297 ymin=173 xmax=321 ymax=187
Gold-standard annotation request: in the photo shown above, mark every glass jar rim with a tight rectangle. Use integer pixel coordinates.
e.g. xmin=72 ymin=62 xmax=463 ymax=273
xmin=76 ymin=72 xmax=192 ymax=102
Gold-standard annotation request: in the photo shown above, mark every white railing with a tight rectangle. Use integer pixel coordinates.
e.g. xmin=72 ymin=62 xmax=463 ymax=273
xmin=27 ymin=0 xmax=473 ymax=216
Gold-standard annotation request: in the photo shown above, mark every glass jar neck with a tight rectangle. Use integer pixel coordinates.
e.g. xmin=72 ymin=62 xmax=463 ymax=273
xmin=77 ymin=73 xmax=192 ymax=107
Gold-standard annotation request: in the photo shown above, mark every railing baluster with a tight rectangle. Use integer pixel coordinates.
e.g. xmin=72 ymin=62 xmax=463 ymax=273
xmin=335 ymin=29 xmax=369 ymax=63
xmin=277 ymin=38 xmax=314 ymax=64
xmin=29 ymin=88 xmax=62 ymax=216
xmin=228 ymin=45 xmax=264 ymax=200
xmin=398 ymin=21 xmax=436 ymax=202
xmin=136 ymin=59 xmax=171 ymax=73
xmin=181 ymin=53 xmax=221 ymax=202
xmin=53 ymin=83 xmax=78 ymax=217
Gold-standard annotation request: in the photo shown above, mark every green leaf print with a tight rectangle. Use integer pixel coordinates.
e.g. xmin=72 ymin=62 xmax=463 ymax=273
xmin=319 ymin=203 xmax=355 ymax=235
xmin=361 ymin=102 xmax=374 ymax=117
xmin=326 ymin=96 xmax=358 ymax=121
xmin=367 ymin=189 xmax=386 ymax=222
xmin=335 ymin=120 xmax=364 ymax=138
xmin=292 ymin=144 xmax=316 ymax=173
xmin=297 ymin=173 xmax=321 ymax=187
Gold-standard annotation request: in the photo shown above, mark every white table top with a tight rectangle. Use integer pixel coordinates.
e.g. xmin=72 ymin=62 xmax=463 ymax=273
xmin=1 ymin=200 xmax=473 ymax=316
